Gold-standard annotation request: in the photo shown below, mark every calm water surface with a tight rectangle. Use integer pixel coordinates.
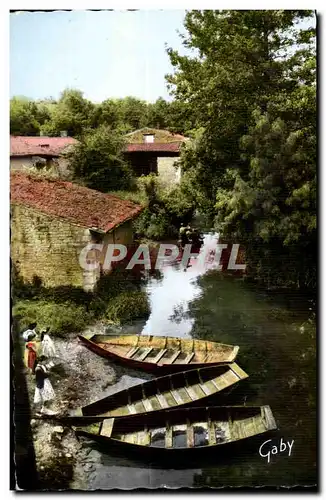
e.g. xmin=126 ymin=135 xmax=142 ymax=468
xmin=84 ymin=233 xmax=317 ymax=489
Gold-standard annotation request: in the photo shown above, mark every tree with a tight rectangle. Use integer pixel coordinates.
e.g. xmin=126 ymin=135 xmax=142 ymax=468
xmin=118 ymin=96 xmax=149 ymax=131
xmin=147 ymin=97 xmax=170 ymax=129
xmin=10 ymin=97 xmax=41 ymax=136
xmin=67 ymin=125 xmax=135 ymax=192
xmin=40 ymin=89 xmax=94 ymax=137
xmin=167 ymin=10 xmax=316 ymax=288
xmin=167 ymin=10 xmax=315 ymax=206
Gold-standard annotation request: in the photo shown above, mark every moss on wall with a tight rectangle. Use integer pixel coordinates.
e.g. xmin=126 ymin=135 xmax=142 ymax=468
xmin=126 ymin=128 xmax=185 ymax=144
xmin=11 ymin=204 xmax=92 ymax=289
xmin=11 ymin=205 xmax=136 ymax=291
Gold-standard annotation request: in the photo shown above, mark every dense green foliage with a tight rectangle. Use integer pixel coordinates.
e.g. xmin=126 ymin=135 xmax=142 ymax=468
xmin=12 ymin=265 xmax=151 ymax=333
xmin=10 ymin=91 xmax=195 ymax=137
xmin=10 ymin=96 xmax=50 ymax=136
xmin=167 ymin=10 xmax=316 ymax=289
xmin=131 ymin=174 xmax=196 ymax=240
xmin=13 ymin=300 xmax=92 ymax=336
xmin=66 ymin=125 xmax=135 ymax=192
xmin=106 ymin=291 xmax=150 ymax=324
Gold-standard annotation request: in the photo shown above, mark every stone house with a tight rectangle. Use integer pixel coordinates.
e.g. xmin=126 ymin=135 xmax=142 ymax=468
xmin=10 ymin=136 xmax=78 ymax=179
xmin=124 ymin=128 xmax=188 ymax=186
xmin=11 ymin=172 xmax=143 ymax=291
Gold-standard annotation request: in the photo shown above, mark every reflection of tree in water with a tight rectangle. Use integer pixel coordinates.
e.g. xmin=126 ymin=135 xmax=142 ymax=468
xmin=169 ymin=303 xmax=190 ymax=324
xmin=181 ymin=270 xmax=316 ymax=487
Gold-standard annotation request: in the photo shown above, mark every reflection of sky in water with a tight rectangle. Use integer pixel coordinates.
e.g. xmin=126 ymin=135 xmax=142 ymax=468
xmin=141 ymin=233 xmax=220 ymax=338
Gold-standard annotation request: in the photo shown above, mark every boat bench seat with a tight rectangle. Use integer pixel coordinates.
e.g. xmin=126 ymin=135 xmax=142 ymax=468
xmin=156 ymin=393 xmax=170 ymax=409
xmin=187 ymin=420 xmax=195 ymax=448
xmin=134 ymin=347 xmax=153 ymax=361
xmin=151 ymin=348 xmax=167 ymax=364
xmin=126 ymin=347 xmax=139 ymax=358
xmin=171 ymin=390 xmax=185 ymax=405
xmin=143 ymin=399 xmax=154 ymax=412
xmin=165 ymin=424 xmax=173 ymax=448
xmin=101 ymin=418 xmax=114 ymax=438
xmin=184 ymin=352 xmax=195 ymax=364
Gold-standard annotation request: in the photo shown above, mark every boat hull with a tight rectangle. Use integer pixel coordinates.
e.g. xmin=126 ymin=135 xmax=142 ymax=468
xmin=78 ymin=334 xmax=239 ymax=374
xmin=80 ymin=363 xmax=248 ymax=418
xmin=72 ymin=405 xmax=277 ymax=457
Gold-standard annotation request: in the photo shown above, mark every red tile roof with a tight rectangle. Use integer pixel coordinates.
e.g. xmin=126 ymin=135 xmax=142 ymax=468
xmin=125 ymin=142 xmax=182 ymax=153
xmin=10 ymin=172 xmax=143 ymax=233
xmin=10 ymin=136 xmax=78 ymax=157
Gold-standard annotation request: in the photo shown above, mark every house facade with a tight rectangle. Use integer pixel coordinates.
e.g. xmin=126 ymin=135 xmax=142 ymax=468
xmin=10 ymin=136 xmax=78 ymax=179
xmin=11 ymin=172 xmax=143 ymax=291
xmin=124 ymin=128 xmax=188 ymax=186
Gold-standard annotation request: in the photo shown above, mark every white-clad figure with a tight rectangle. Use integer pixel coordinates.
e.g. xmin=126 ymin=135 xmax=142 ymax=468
xmin=22 ymin=322 xmax=38 ymax=342
xmin=34 ymin=356 xmax=56 ymax=415
xmin=40 ymin=328 xmax=56 ymax=358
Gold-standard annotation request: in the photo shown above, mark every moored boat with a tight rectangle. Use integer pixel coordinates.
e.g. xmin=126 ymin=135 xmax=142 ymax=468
xmin=71 ymin=405 xmax=277 ymax=454
xmin=75 ymin=363 xmax=248 ymax=417
xmin=78 ymin=334 xmax=239 ymax=373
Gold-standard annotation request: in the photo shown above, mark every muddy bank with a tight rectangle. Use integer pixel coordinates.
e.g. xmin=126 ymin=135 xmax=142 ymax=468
xmin=24 ymin=331 xmax=151 ymax=490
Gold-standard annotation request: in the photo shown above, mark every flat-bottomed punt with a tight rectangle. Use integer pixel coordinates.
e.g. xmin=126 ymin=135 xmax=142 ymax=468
xmin=75 ymin=363 xmax=248 ymax=417
xmin=72 ymin=406 xmax=277 ymax=454
xmin=78 ymin=334 xmax=239 ymax=373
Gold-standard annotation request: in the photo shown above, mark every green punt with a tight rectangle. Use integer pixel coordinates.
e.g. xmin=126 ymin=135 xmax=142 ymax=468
xmin=73 ymin=363 xmax=248 ymax=418
xmin=72 ymin=405 xmax=277 ymax=454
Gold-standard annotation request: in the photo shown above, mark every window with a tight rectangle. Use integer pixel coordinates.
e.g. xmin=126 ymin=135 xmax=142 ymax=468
xmin=143 ymin=134 xmax=154 ymax=143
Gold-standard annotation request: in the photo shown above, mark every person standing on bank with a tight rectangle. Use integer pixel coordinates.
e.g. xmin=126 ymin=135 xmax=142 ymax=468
xmin=40 ymin=328 xmax=56 ymax=358
xmin=22 ymin=322 xmax=37 ymax=342
xmin=24 ymin=332 xmax=38 ymax=374
xmin=34 ymin=356 xmax=56 ymax=415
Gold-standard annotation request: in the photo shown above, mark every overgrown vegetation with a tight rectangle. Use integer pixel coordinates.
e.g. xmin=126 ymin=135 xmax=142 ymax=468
xmin=106 ymin=291 xmax=150 ymax=324
xmin=112 ymin=174 xmax=196 ymax=240
xmin=12 ymin=266 xmax=151 ymax=335
xmin=12 ymin=300 xmax=92 ymax=337
xmin=166 ymin=10 xmax=316 ymax=290
xmin=66 ymin=125 xmax=135 ymax=193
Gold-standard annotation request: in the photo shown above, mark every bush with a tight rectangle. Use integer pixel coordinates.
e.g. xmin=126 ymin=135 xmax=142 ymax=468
xmin=161 ymin=186 xmax=195 ymax=225
xmin=12 ymin=300 xmax=93 ymax=336
xmin=67 ymin=125 xmax=135 ymax=193
xmin=131 ymin=174 xmax=195 ymax=240
xmin=105 ymin=291 xmax=150 ymax=324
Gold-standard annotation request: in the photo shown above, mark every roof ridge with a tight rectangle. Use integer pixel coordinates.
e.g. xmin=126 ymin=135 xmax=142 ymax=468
xmin=10 ymin=171 xmax=143 ymax=233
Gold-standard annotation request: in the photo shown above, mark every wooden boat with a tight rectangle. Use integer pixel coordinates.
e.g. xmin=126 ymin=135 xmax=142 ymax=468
xmin=71 ymin=405 xmax=277 ymax=454
xmin=75 ymin=363 xmax=248 ymax=417
xmin=78 ymin=334 xmax=239 ymax=373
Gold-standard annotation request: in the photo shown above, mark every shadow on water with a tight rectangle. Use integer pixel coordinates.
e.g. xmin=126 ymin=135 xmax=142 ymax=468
xmin=61 ymin=231 xmax=316 ymax=489
xmin=12 ymin=323 xmax=38 ymax=490
xmin=79 ymin=429 xmax=279 ymax=471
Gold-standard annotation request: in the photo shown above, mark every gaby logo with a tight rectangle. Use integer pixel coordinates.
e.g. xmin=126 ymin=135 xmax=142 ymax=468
xmin=259 ymin=438 xmax=294 ymax=463
xmin=78 ymin=242 xmax=246 ymax=272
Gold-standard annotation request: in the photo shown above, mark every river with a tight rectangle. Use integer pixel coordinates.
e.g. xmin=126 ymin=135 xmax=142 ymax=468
xmin=78 ymin=231 xmax=316 ymax=489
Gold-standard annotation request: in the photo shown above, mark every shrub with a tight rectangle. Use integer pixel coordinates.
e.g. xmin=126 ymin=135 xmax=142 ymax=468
xmin=12 ymin=300 xmax=93 ymax=336
xmin=105 ymin=291 xmax=150 ymax=324
xmin=131 ymin=174 xmax=195 ymax=240
xmin=161 ymin=186 xmax=195 ymax=225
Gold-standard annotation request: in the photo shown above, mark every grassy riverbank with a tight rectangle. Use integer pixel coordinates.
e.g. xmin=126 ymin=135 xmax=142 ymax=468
xmin=12 ymin=267 xmax=151 ymax=335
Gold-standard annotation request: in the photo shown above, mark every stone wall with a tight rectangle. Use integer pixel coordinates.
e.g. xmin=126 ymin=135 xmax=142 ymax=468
xmin=11 ymin=205 xmax=136 ymax=291
xmin=10 ymin=156 xmax=72 ymax=179
xmin=11 ymin=204 xmax=93 ymax=289
xmin=157 ymin=156 xmax=181 ymax=186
